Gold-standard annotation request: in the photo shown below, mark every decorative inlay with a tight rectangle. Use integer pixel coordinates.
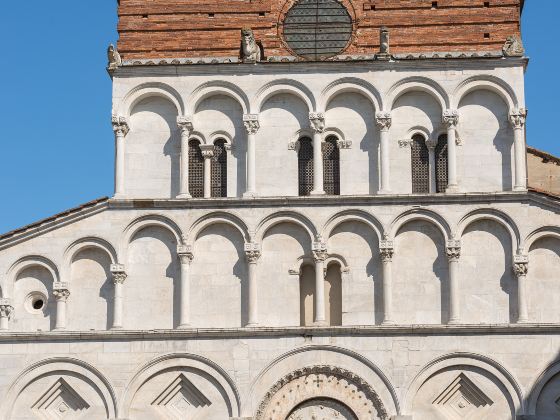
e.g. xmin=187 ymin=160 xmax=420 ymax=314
xmin=432 ymin=373 xmax=493 ymax=420
xmin=152 ymin=373 xmax=212 ymax=420
xmin=32 ymin=378 xmax=90 ymax=419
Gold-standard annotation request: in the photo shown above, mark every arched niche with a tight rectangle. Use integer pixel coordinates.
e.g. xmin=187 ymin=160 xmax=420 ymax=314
xmin=527 ymin=236 xmax=560 ymax=322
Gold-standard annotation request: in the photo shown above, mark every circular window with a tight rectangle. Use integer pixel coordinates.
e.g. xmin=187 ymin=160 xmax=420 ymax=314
xmin=25 ymin=292 xmax=47 ymax=314
xmin=282 ymin=0 xmax=353 ymax=60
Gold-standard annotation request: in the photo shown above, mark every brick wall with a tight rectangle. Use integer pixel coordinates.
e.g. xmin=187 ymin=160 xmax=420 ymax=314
xmin=117 ymin=0 xmax=522 ymax=60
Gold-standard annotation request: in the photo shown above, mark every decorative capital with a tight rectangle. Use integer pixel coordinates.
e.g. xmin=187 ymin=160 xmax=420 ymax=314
xmin=398 ymin=139 xmax=412 ymax=148
xmin=199 ymin=144 xmax=215 ymax=159
xmin=380 ymin=240 xmax=394 ymax=262
xmin=513 ymin=255 xmax=529 ymax=277
xmin=510 ymin=108 xmax=527 ymax=129
xmin=177 ymin=116 xmax=194 ymax=135
xmin=177 ymin=245 xmax=194 ymax=265
xmin=446 ymin=240 xmax=462 ymax=262
xmin=312 ymin=241 xmax=328 ymax=262
xmin=53 ymin=282 xmax=70 ymax=302
xmin=288 ymin=141 xmax=300 ymax=152
xmin=243 ymin=114 xmax=260 ymax=135
xmin=110 ymin=264 xmax=127 ymax=284
xmin=336 ymin=139 xmax=352 ymax=149
xmin=425 ymin=138 xmax=438 ymax=150
xmin=375 ymin=112 xmax=392 ymax=131
xmin=111 ymin=115 xmax=130 ymax=136
xmin=309 ymin=112 xmax=326 ymax=133
xmin=442 ymin=110 xmax=459 ymax=128
xmin=0 ymin=298 xmax=14 ymax=318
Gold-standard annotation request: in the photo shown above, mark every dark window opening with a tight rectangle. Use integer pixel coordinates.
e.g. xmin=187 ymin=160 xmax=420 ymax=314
xmin=435 ymin=134 xmax=449 ymax=193
xmin=188 ymin=140 xmax=204 ymax=198
xmin=298 ymin=137 xmax=314 ymax=196
xmin=211 ymin=139 xmax=227 ymax=198
xmin=323 ymin=136 xmax=340 ymax=195
xmin=411 ymin=134 xmax=430 ymax=194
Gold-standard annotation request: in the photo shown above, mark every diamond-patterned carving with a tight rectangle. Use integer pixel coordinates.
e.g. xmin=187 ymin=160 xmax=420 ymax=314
xmin=32 ymin=378 xmax=90 ymax=419
xmin=152 ymin=374 xmax=212 ymax=419
xmin=433 ymin=373 xmax=493 ymax=419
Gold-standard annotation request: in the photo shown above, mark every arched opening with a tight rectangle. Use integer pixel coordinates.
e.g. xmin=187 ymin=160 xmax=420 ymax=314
xmin=325 ymin=263 xmax=342 ymax=326
xmin=288 ymin=398 xmax=358 ymax=420
xmin=13 ymin=266 xmax=55 ymax=332
xmin=188 ymin=139 xmax=204 ymax=198
xmin=299 ymin=263 xmax=315 ymax=326
xmin=435 ymin=134 xmax=449 ymax=193
xmin=211 ymin=139 xmax=227 ymax=198
xmin=298 ymin=137 xmax=314 ymax=196
xmin=323 ymin=136 xmax=340 ymax=195
xmin=411 ymin=134 xmax=430 ymax=194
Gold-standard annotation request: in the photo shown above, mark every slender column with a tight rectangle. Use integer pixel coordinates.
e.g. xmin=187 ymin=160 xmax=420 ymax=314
xmin=446 ymin=240 xmax=461 ymax=324
xmin=177 ymin=116 xmax=194 ymax=198
xmin=426 ymin=138 xmax=438 ymax=193
xmin=111 ymin=115 xmax=130 ymax=198
xmin=309 ymin=113 xmax=326 ymax=195
xmin=376 ymin=112 xmax=392 ymax=194
xmin=510 ymin=109 xmax=528 ymax=191
xmin=177 ymin=245 xmax=194 ymax=328
xmin=53 ymin=282 xmax=70 ymax=330
xmin=514 ymin=255 xmax=529 ymax=323
xmin=110 ymin=264 xmax=127 ymax=329
xmin=245 ymin=242 xmax=261 ymax=326
xmin=443 ymin=110 xmax=459 ymax=192
xmin=312 ymin=241 xmax=328 ymax=325
xmin=0 ymin=299 xmax=14 ymax=331
xmin=380 ymin=239 xmax=395 ymax=325
xmin=200 ymin=145 xmax=215 ymax=198
xmin=243 ymin=114 xmax=260 ymax=197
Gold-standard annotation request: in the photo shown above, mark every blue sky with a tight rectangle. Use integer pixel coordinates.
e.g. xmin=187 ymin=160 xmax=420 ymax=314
xmin=0 ymin=1 xmax=556 ymax=234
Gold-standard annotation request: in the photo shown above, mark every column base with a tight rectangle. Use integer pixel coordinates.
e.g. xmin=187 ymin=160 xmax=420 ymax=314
xmin=381 ymin=320 xmax=396 ymax=326
xmin=113 ymin=193 xmax=126 ymax=200
xmin=245 ymin=322 xmax=259 ymax=328
xmin=176 ymin=193 xmax=192 ymax=199
xmin=310 ymin=190 xmax=326 ymax=196
xmin=110 ymin=326 xmax=123 ymax=330
xmin=516 ymin=318 xmax=530 ymax=324
xmin=313 ymin=320 xmax=328 ymax=327
xmin=447 ymin=318 xmax=462 ymax=325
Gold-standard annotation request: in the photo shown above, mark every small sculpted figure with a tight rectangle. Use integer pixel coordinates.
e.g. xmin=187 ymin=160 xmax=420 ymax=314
xmin=241 ymin=28 xmax=261 ymax=62
xmin=107 ymin=44 xmax=122 ymax=71
xmin=502 ymin=35 xmax=525 ymax=57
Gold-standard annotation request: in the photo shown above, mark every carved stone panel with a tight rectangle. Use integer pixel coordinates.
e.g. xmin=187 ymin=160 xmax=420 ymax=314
xmin=32 ymin=378 xmax=90 ymax=419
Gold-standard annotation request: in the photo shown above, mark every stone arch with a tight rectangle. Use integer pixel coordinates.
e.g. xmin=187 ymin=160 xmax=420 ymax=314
xmin=253 ymin=79 xmax=316 ymax=113
xmin=4 ymin=255 xmax=59 ymax=299
xmin=452 ymin=75 xmax=518 ymax=112
xmin=62 ymin=237 xmax=118 ymax=281
xmin=320 ymin=77 xmax=382 ymax=112
xmin=386 ymin=77 xmax=449 ymax=112
xmin=322 ymin=209 xmax=384 ymax=243
xmin=456 ymin=208 xmax=520 ymax=254
xmin=255 ymin=211 xmax=318 ymax=244
xmin=389 ymin=208 xmax=451 ymax=242
xmin=188 ymin=212 xmax=250 ymax=244
xmin=120 ymin=353 xmax=240 ymax=418
xmin=522 ymin=226 xmax=560 ymax=255
xmin=189 ymin=81 xmax=249 ymax=115
xmin=0 ymin=357 xmax=117 ymax=420
xmin=403 ymin=352 xmax=523 ymax=417
xmin=117 ymin=82 xmax=184 ymax=118
xmin=527 ymin=359 xmax=560 ymax=416
xmin=246 ymin=344 xmax=399 ymax=418
xmin=209 ymin=130 xmax=233 ymax=148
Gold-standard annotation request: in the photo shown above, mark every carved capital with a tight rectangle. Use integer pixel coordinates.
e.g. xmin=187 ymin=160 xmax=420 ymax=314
xmin=288 ymin=141 xmax=300 ymax=152
xmin=446 ymin=240 xmax=462 ymax=262
xmin=243 ymin=114 xmax=260 ymax=135
xmin=177 ymin=244 xmax=194 ymax=265
xmin=375 ymin=112 xmax=392 ymax=131
xmin=380 ymin=240 xmax=394 ymax=262
xmin=442 ymin=110 xmax=459 ymax=128
xmin=309 ymin=113 xmax=326 ymax=134
xmin=336 ymin=139 xmax=352 ymax=149
xmin=398 ymin=139 xmax=412 ymax=148
xmin=312 ymin=241 xmax=328 ymax=262
xmin=199 ymin=144 xmax=215 ymax=159
xmin=53 ymin=283 xmax=70 ymax=302
xmin=110 ymin=264 xmax=127 ymax=284
xmin=177 ymin=116 xmax=194 ymax=135
xmin=425 ymin=138 xmax=438 ymax=150
xmin=0 ymin=299 xmax=14 ymax=319
xmin=111 ymin=115 xmax=130 ymax=137
xmin=513 ymin=255 xmax=529 ymax=277
xmin=510 ymin=108 xmax=527 ymax=130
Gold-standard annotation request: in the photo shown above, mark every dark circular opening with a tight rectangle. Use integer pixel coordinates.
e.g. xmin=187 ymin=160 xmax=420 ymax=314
xmin=32 ymin=299 xmax=44 ymax=310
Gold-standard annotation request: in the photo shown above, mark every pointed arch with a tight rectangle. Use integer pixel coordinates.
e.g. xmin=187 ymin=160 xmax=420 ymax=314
xmin=389 ymin=208 xmax=451 ymax=242
xmin=117 ymin=82 xmax=184 ymax=118
xmin=189 ymin=80 xmax=249 ymax=115
xmin=320 ymin=77 xmax=382 ymax=112
xmin=253 ymin=79 xmax=316 ymax=113
xmin=255 ymin=211 xmax=318 ymax=244
xmin=386 ymin=77 xmax=449 ymax=111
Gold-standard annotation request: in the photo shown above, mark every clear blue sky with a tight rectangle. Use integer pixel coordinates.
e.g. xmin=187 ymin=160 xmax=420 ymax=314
xmin=0 ymin=1 xmax=556 ymax=234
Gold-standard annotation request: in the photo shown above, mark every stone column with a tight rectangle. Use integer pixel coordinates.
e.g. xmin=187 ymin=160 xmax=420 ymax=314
xmin=443 ymin=110 xmax=459 ymax=193
xmin=245 ymin=242 xmax=261 ymax=326
xmin=200 ymin=145 xmax=215 ymax=198
xmin=53 ymin=282 xmax=70 ymax=330
xmin=446 ymin=240 xmax=461 ymax=324
xmin=0 ymin=299 xmax=14 ymax=331
xmin=177 ymin=245 xmax=194 ymax=328
xmin=376 ymin=112 xmax=392 ymax=194
xmin=510 ymin=109 xmax=528 ymax=191
xmin=312 ymin=241 xmax=328 ymax=325
xmin=514 ymin=255 xmax=529 ymax=323
xmin=111 ymin=115 xmax=130 ymax=198
xmin=309 ymin=113 xmax=326 ymax=195
xmin=110 ymin=264 xmax=127 ymax=329
xmin=426 ymin=138 xmax=438 ymax=193
xmin=243 ymin=114 xmax=260 ymax=198
xmin=380 ymin=239 xmax=395 ymax=325
xmin=177 ymin=116 xmax=194 ymax=198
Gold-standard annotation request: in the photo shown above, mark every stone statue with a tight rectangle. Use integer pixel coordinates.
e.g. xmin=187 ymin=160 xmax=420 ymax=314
xmin=241 ymin=28 xmax=261 ymax=62
xmin=502 ymin=35 xmax=525 ymax=57
xmin=376 ymin=27 xmax=391 ymax=60
xmin=107 ymin=44 xmax=122 ymax=72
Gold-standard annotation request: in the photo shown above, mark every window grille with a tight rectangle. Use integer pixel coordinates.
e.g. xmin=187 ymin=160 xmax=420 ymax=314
xmin=411 ymin=134 xmax=430 ymax=194
xmin=188 ymin=140 xmax=204 ymax=198
xmin=298 ymin=137 xmax=314 ymax=196
xmin=323 ymin=136 xmax=340 ymax=195
xmin=211 ymin=139 xmax=227 ymax=198
xmin=435 ymin=134 xmax=449 ymax=193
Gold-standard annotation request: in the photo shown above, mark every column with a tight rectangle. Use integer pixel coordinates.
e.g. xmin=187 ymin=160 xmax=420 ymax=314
xmin=443 ymin=110 xmax=459 ymax=192
xmin=514 ymin=255 xmax=529 ymax=323
xmin=177 ymin=116 xmax=194 ymax=198
xmin=380 ymin=239 xmax=394 ymax=325
xmin=110 ymin=264 xmax=127 ymax=329
xmin=111 ymin=115 xmax=130 ymax=198
xmin=309 ymin=113 xmax=325 ymax=195
xmin=426 ymin=138 xmax=438 ymax=193
xmin=200 ymin=145 xmax=215 ymax=198
xmin=245 ymin=243 xmax=261 ymax=326
xmin=312 ymin=241 xmax=327 ymax=325
xmin=376 ymin=112 xmax=392 ymax=194
xmin=177 ymin=245 xmax=194 ymax=328
xmin=53 ymin=282 xmax=70 ymax=330
xmin=446 ymin=240 xmax=461 ymax=324
xmin=243 ymin=114 xmax=260 ymax=197
xmin=510 ymin=109 xmax=528 ymax=191
xmin=0 ymin=299 xmax=14 ymax=331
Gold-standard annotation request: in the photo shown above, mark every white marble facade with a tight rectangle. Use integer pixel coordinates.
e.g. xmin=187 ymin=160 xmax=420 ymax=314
xmin=1 ymin=56 xmax=560 ymax=420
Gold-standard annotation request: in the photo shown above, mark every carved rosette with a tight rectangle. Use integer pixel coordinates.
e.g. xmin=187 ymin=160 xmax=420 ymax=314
xmin=312 ymin=241 xmax=328 ymax=262
xmin=53 ymin=282 xmax=70 ymax=303
xmin=177 ymin=116 xmax=194 ymax=136
xmin=510 ymin=108 xmax=527 ymax=130
xmin=243 ymin=114 xmax=260 ymax=135
xmin=380 ymin=240 xmax=394 ymax=263
xmin=375 ymin=112 xmax=392 ymax=131
xmin=110 ymin=264 xmax=127 ymax=285
xmin=513 ymin=255 xmax=529 ymax=277
xmin=255 ymin=365 xmax=388 ymax=420
xmin=177 ymin=245 xmax=194 ymax=265
xmin=309 ymin=113 xmax=326 ymax=134
xmin=446 ymin=240 xmax=461 ymax=262
xmin=111 ymin=115 xmax=130 ymax=137
xmin=0 ymin=299 xmax=14 ymax=319
xmin=442 ymin=110 xmax=459 ymax=128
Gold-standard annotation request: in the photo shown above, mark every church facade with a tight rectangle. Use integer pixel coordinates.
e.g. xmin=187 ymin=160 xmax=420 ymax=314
xmin=2 ymin=1 xmax=560 ymax=419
